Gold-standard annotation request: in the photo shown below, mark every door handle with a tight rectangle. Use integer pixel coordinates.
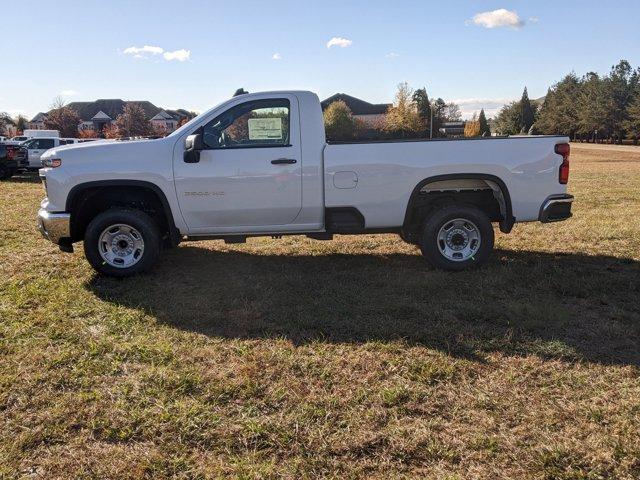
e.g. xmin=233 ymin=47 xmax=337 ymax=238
xmin=271 ymin=158 xmax=297 ymax=165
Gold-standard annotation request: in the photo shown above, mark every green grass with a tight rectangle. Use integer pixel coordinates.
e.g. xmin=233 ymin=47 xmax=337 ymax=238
xmin=1 ymin=143 xmax=639 ymax=478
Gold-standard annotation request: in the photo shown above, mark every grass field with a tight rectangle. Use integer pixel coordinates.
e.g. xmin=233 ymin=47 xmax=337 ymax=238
xmin=1 ymin=143 xmax=639 ymax=479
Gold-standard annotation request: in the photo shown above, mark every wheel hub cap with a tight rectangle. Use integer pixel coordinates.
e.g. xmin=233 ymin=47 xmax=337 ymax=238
xmin=437 ymin=218 xmax=481 ymax=262
xmin=98 ymin=224 xmax=145 ymax=268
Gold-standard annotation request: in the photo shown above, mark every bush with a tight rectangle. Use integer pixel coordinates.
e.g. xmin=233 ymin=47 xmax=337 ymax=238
xmin=324 ymin=100 xmax=356 ymax=141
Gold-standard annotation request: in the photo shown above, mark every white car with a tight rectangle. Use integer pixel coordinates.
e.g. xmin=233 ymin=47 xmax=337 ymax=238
xmin=38 ymin=90 xmax=573 ymax=276
xmin=22 ymin=137 xmax=66 ymax=168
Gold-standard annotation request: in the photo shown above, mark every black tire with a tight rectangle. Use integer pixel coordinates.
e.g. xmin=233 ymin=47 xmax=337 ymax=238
xmin=0 ymin=164 xmax=11 ymax=180
xmin=420 ymin=204 xmax=494 ymax=271
xmin=84 ymin=208 xmax=161 ymax=277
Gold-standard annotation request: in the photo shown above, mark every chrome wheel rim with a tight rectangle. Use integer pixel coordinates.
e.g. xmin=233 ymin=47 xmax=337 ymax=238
xmin=436 ymin=218 xmax=481 ymax=262
xmin=98 ymin=223 xmax=145 ymax=268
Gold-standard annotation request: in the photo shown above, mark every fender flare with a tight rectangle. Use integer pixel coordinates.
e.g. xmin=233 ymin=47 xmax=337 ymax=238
xmin=66 ymin=180 xmax=181 ymax=244
xmin=403 ymin=173 xmax=515 ymax=233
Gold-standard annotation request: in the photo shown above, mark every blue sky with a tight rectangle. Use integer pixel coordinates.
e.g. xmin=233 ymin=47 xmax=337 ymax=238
xmin=1 ymin=0 xmax=639 ymax=119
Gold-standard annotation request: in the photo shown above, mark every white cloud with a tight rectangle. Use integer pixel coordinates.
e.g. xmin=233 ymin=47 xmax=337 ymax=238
xmin=123 ymin=45 xmax=164 ymax=56
xmin=529 ymin=16 xmax=539 ymax=23
xmin=469 ymin=9 xmax=524 ymax=29
xmin=326 ymin=37 xmax=353 ymax=49
xmin=386 ymin=52 xmax=399 ymax=59
xmin=163 ymin=49 xmax=191 ymax=62
xmin=122 ymin=45 xmax=190 ymax=62
xmin=272 ymin=52 xmax=282 ymax=60
xmin=449 ymin=97 xmax=515 ymax=119
xmin=60 ymin=89 xmax=78 ymax=97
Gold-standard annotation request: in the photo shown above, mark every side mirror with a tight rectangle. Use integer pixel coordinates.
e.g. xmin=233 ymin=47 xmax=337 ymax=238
xmin=184 ymin=133 xmax=204 ymax=163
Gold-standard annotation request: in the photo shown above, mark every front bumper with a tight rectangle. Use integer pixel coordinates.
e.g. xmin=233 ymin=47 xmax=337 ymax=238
xmin=37 ymin=208 xmax=71 ymax=244
xmin=539 ymin=194 xmax=574 ymax=223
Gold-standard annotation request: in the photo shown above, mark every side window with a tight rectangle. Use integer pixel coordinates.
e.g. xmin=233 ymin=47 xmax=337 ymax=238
xmin=202 ymin=99 xmax=290 ymax=149
xmin=39 ymin=139 xmax=55 ymax=149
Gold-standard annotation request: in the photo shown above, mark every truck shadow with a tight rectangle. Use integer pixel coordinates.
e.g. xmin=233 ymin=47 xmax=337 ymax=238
xmin=6 ymin=171 xmax=41 ymax=184
xmin=86 ymin=246 xmax=640 ymax=366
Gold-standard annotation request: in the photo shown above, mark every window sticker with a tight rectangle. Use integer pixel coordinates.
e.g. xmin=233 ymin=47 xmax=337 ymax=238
xmin=248 ymin=118 xmax=283 ymax=140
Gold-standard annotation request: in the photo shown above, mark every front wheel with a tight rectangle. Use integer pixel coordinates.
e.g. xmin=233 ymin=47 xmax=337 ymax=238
xmin=84 ymin=208 xmax=161 ymax=277
xmin=420 ymin=204 xmax=494 ymax=271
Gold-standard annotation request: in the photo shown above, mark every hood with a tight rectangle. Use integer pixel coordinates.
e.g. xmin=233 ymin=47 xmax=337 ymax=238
xmin=41 ymin=137 xmax=172 ymax=164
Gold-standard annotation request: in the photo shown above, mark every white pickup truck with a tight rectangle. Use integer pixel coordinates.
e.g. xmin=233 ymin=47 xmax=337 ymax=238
xmin=37 ymin=90 xmax=573 ymax=277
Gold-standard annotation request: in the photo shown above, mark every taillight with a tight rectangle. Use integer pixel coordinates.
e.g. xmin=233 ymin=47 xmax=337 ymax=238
xmin=555 ymin=143 xmax=570 ymax=184
xmin=7 ymin=147 xmax=14 ymax=160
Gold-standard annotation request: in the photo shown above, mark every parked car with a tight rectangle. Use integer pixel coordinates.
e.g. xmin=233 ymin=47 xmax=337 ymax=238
xmin=22 ymin=137 xmax=65 ymax=168
xmin=37 ymin=90 xmax=573 ymax=277
xmin=0 ymin=144 xmax=23 ymax=179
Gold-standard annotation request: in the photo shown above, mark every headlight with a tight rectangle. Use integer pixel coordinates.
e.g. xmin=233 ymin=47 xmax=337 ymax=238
xmin=42 ymin=158 xmax=62 ymax=168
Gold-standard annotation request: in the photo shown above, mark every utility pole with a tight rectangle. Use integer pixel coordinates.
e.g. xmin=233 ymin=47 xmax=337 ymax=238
xmin=430 ymin=107 xmax=433 ymax=139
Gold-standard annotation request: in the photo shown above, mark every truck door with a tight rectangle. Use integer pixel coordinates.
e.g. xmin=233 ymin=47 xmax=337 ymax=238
xmin=174 ymin=95 xmax=302 ymax=231
xmin=26 ymin=138 xmax=56 ymax=168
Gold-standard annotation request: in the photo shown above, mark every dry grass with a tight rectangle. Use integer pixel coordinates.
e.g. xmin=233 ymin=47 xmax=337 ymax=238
xmin=1 ymin=143 xmax=639 ymax=479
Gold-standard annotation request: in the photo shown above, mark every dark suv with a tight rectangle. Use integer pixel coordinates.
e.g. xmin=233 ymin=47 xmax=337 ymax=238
xmin=0 ymin=144 xmax=24 ymax=180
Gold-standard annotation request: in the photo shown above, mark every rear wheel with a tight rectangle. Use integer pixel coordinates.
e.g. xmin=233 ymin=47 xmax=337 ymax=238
xmin=420 ymin=204 xmax=494 ymax=271
xmin=84 ymin=208 xmax=161 ymax=277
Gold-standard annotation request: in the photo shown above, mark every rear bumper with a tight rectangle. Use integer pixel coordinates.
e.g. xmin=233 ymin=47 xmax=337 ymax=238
xmin=539 ymin=194 xmax=574 ymax=223
xmin=37 ymin=208 xmax=71 ymax=245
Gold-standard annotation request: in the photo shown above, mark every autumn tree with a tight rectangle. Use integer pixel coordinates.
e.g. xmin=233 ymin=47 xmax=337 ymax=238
xmin=44 ymin=106 xmax=80 ymax=137
xmin=464 ymin=113 xmax=480 ymax=137
xmin=115 ymin=103 xmax=153 ymax=137
xmin=323 ymin=100 xmax=356 ymax=141
xmin=78 ymin=129 xmax=99 ymax=139
xmin=384 ymin=82 xmax=424 ymax=138
xmin=102 ymin=123 xmax=120 ymax=139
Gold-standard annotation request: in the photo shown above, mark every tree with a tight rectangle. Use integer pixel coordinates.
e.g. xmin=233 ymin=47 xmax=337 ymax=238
xmin=412 ymin=87 xmax=431 ymax=136
xmin=535 ymin=74 xmax=581 ymax=137
xmin=478 ymin=109 xmax=491 ymax=136
xmin=78 ymin=129 xmax=99 ymax=139
xmin=323 ymin=100 xmax=356 ymax=141
xmin=493 ymin=102 xmax=522 ymax=135
xmin=115 ymin=103 xmax=153 ymax=137
xmin=623 ymin=88 xmax=640 ymax=143
xmin=464 ymin=113 xmax=480 ymax=137
xmin=384 ymin=82 xmax=424 ymax=138
xmin=444 ymin=102 xmax=462 ymax=122
xmin=0 ymin=112 xmax=15 ymax=136
xmin=520 ymin=87 xmax=535 ymax=133
xmin=152 ymin=123 xmax=169 ymax=138
xmin=102 ymin=123 xmax=120 ymax=139
xmin=577 ymin=72 xmax=612 ymax=141
xmin=44 ymin=106 xmax=80 ymax=137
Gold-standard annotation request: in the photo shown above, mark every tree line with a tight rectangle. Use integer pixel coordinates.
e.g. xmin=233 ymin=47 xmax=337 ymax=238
xmin=494 ymin=59 xmax=640 ymax=143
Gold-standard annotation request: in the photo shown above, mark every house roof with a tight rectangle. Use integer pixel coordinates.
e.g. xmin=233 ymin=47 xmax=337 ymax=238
xmin=321 ymin=93 xmax=390 ymax=116
xmin=92 ymin=110 xmax=111 ymax=120
xmin=151 ymin=110 xmax=174 ymax=121
xmin=61 ymin=99 xmax=162 ymax=121
xmin=30 ymin=112 xmax=46 ymax=122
